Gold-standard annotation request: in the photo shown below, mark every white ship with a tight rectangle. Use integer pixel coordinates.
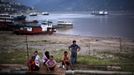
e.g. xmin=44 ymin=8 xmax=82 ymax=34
xmin=56 ymin=20 xmax=73 ymax=28
xmin=42 ymin=12 xmax=49 ymax=15
xmin=29 ymin=12 xmax=37 ymax=16
xmin=91 ymin=11 xmax=108 ymax=16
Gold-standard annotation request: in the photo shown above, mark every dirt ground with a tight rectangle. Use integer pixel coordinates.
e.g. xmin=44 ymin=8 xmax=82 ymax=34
xmin=0 ymin=31 xmax=134 ymax=74
xmin=0 ymin=63 xmax=65 ymax=75
xmin=0 ymin=31 xmax=134 ymax=55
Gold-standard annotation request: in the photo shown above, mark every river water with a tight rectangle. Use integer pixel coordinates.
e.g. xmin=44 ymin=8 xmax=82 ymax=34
xmin=26 ymin=11 xmax=134 ymax=39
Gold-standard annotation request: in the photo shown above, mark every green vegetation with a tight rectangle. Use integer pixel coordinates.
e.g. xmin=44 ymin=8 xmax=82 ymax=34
xmin=54 ymin=54 xmax=120 ymax=65
xmin=0 ymin=48 xmax=133 ymax=72
xmin=0 ymin=51 xmax=27 ymax=64
xmin=0 ymin=48 xmax=42 ymax=64
xmin=77 ymin=55 xmax=119 ymax=65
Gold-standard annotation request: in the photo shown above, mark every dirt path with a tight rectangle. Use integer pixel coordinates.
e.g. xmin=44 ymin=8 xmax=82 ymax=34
xmin=0 ymin=64 xmax=65 ymax=75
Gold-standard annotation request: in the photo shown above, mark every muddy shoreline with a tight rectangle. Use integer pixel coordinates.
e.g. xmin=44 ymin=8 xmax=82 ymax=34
xmin=0 ymin=31 xmax=134 ymax=55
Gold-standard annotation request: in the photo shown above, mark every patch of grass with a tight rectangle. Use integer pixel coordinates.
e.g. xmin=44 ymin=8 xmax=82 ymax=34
xmin=29 ymin=40 xmax=56 ymax=44
xmin=76 ymin=54 xmax=134 ymax=72
xmin=28 ymin=40 xmax=57 ymax=46
xmin=29 ymin=40 xmax=49 ymax=43
xmin=54 ymin=54 xmax=62 ymax=62
xmin=53 ymin=49 xmax=65 ymax=62
xmin=42 ymin=40 xmax=48 ymax=42
xmin=0 ymin=48 xmax=42 ymax=64
xmin=121 ymin=64 xmax=134 ymax=72
xmin=41 ymin=40 xmax=57 ymax=44
xmin=0 ymin=51 xmax=27 ymax=64
xmin=77 ymin=55 xmax=119 ymax=65
xmin=54 ymin=54 xmax=120 ymax=65
xmin=98 ymin=51 xmax=134 ymax=63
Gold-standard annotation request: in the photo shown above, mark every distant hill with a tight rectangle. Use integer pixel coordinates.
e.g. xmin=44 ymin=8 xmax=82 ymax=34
xmin=16 ymin=0 xmax=134 ymax=11
xmin=0 ymin=0 xmax=32 ymax=14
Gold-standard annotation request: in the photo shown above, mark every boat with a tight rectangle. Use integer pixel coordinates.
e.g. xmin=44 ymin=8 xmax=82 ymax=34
xmin=13 ymin=15 xmax=26 ymax=21
xmin=55 ymin=20 xmax=73 ymax=28
xmin=0 ymin=13 xmax=14 ymax=30
xmin=42 ymin=12 xmax=49 ymax=15
xmin=29 ymin=12 xmax=37 ymax=16
xmin=91 ymin=11 xmax=108 ymax=16
xmin=0 ymin=13 xmax=14 ymax=22
xmin=13 ymin=20 xmax=56 ymax=35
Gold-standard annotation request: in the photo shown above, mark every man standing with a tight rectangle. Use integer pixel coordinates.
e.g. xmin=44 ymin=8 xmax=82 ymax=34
xmin=69 ymin=40 xmax=80 ymax=64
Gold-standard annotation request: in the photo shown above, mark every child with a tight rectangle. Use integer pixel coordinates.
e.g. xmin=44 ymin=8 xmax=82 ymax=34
xmin=62 ymin=51 xmax=72 ymax=70
xmin=46 ymin=55 xmax=57 ymax=71
xmin=33 ymin=51 xmax=41 ymax=71
xmin=28 ymin=56 xmax=36 ymax=71
xmin=42 ymin=51 xmax=50 ymax=65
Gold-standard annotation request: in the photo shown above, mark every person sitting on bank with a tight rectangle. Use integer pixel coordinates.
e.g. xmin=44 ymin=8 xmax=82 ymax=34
xmin=27 ymin=51 xmax=41 ymax=71
xmin=62 ymin=51 xmax=72 ymax=70
xmin=28 ymin=56 xmax=36 ymax=71
xmin=42 ymin=51 xmax=50 ymax=65
xmin=46 ymin=55 xmax=57 ymax=71
xmin=33 ymin=51 xmax=41 ymax=71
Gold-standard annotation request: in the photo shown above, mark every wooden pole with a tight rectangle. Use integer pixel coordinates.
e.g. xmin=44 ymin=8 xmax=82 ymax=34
xmin=119 ymin=38 xmax=122 ymax=52
xmin=88 ymin=40 xmax=91 ymax=55
xmin=26 ymin=35 xmax=29 ymax=60
xmin=119 ymin=37 xmax=122 ymax=65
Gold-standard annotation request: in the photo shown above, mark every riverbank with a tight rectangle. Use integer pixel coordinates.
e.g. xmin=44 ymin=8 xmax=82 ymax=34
xmin=0 ymin=31 xmax=134 ymax=72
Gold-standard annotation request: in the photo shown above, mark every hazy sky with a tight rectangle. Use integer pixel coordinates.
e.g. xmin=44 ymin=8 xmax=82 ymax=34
xmin=17 ymin=0 xmax=134 ymax=11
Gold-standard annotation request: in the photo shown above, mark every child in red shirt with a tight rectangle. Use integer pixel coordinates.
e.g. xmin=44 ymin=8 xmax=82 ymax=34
xmin=62 ymin=51 xmax=73 ymax=70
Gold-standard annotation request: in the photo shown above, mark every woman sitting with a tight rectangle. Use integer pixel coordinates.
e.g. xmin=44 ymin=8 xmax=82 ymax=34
xmin=46 ymin=55 xmax=57 ymax=71
xmin=42 ymin=51 xmax=50 ymax=65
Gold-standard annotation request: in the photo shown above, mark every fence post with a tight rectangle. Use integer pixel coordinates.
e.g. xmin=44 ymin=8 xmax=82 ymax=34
xmin=26 ymin=35 xmax=29 ymax=60
xmin=88 ymin=40 xmax=91 ymax=55
xmin=119 ymin=38 xmax=122 ymax=52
